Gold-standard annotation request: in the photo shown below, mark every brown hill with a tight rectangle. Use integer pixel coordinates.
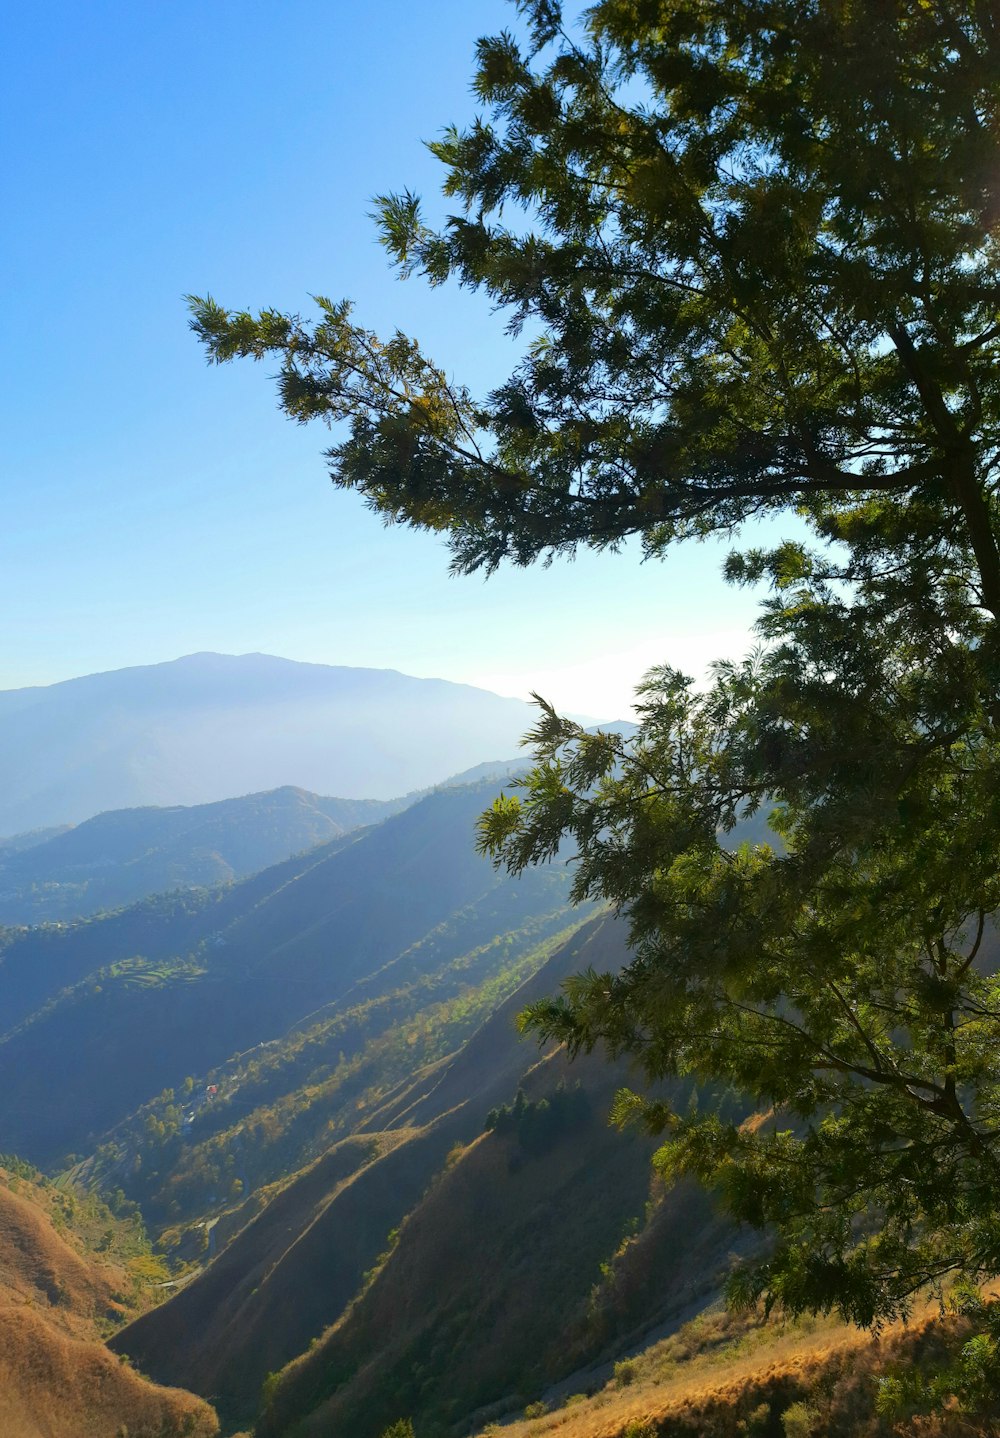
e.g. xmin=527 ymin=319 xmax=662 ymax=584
xmin=467 ymin=1301 xmax=1000 ymax=1438
xmin=0 ymin=1181 xmax=126 ymax=1336
xmin=255 ymin=1054 xmax=662 ymax=1438
xmin=110 ymin=1126 xmax=455 ymax=1421
xmin=0 ymin=1165 xmax=218 ymax=1438
xmin=109 ymin=916 xmax=772 ymax=1438
xmin=0 ymin=1305 xmax=217 ymax=1438
xmin=115 ymin=918 xmax=746 ymax=1438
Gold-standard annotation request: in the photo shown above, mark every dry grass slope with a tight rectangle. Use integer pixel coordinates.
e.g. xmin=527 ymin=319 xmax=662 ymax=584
xmin=256 ymin=1054 xmax=675 ymax=1438
xmin=0 ymin=1162 xmax=218 ymax=1438
xmin=0 ymin=1304 xmax=218 ymax=1438
xmin=479 ymin=1303 xmax=1000 ymax=1438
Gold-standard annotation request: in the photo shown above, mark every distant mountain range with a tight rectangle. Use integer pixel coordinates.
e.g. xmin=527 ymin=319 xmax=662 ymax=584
xmin=0 ymin=785 xmax=409 ymax=926
xmin=0 ymin=778 xmax=580 ymax=1166
xmin=0 ymin=652 xmax=551 ymax=834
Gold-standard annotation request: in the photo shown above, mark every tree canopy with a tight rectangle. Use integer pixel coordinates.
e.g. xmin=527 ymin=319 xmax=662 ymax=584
xmin=190 ymin=0 xmax=1000 ymax=1347
xmin=191 ymin=0 xmax=1000 ymax=599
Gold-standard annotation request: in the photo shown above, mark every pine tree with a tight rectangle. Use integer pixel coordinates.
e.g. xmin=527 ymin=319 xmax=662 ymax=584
xmin=190 ymin=0 xmax=1000 ymax=1335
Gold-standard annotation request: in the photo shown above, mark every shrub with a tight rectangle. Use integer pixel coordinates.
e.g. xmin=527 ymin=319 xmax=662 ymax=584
xmin=781 ymin=1401 xmax=819 ymax=1438
xmin=737 ymin=1403 xmax=772 ymax=1435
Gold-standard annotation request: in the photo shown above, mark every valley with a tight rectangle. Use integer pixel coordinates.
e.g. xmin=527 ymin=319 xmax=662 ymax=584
xmin=0 ymin=677 xmax=752 ymax=1438
xmin=11 ymin=0 xmax=1000 ymax=1430
xmin=1 ymin=658 xmax=995 ymax=1438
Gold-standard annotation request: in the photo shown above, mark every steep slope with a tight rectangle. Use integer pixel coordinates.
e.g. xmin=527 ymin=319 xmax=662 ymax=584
xmin=114 ymin=1121 xmax=465 ymax=1422
xmin=0 ymin=1159 xmax=218 ymax=1438
xmin=110 ymin=919 xmax=617 ymax=1412
xmin=0 ymin=784 xmax=411 ymax=925
xmin=0 ymin=1181 xmax=126 ymax=1331
xmin=0 ymin=1309 xmax=218 ymax=1438
xmin=112 ymin=918 xmax=740 ymax=1436
xmin=0 ymin=651 xmax=542 ymax=832
xmin=90 ymin=912 xmax=586 ymax=1237
xmin=254 ymin=1058 xmax=660 ymax=1438
xmin=0 ymin=780 xmax=575 ymax=1164
xmin=462 ymin=1301 xmax=1000 ymax=1438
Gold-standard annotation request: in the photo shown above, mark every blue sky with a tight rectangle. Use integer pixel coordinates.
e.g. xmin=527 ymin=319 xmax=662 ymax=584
xmin=3 ymin=0 xmax=766 ymax=719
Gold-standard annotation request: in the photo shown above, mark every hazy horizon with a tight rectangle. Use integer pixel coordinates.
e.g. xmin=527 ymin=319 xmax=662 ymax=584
xmin=0 ymin=648 xmax=602 ymax=719
xmin=4 ymin=1 xmax=767 ymax=721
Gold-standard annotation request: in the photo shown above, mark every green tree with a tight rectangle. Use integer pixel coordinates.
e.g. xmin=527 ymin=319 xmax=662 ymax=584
xmin=378 ymin=1421 xmax=415 ymax=1438
xmin=190 ymin=0 xmax=1000 ymax=602
xmin=189 ymin=0 xmax=1000 ymax=1342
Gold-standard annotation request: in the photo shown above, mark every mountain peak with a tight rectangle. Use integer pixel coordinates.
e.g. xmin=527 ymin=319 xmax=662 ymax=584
xmin=0 ymin=655 xmax=539 ymax=832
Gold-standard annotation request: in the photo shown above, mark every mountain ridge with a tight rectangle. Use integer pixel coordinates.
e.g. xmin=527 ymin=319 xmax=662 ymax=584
xmin=0 ymin=783 xmax=413 ymax=925
xmin=0 ymin=651 xmax=553 ymax=832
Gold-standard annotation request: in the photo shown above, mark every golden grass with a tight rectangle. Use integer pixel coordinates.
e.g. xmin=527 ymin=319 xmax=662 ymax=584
xmin=479 ymin=1300 xmax=995 ymax=1438
xmin=0 ymin=1301 xmax=218 ymax=1438
xmin=0 ymin=1160 xmax=219 ymax=1436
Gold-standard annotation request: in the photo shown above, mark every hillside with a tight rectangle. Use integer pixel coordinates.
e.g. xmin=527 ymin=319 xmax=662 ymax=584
xmin=31 ymin=835 xmax=990 ymax=1438
xmin=0 ymin=651 xmax=543 ymax=832
xmin=0 ymin=1157 xmax=155 ymax=1338
xmin=0 ymin=783 xmax=410 ymax=925
xmin=109 ymin=919 xmax=625 ymax=1417
xmin=0 ymin=779 xmax=578 ymax=1166
xmin=111 ymin=919 xmax=742 ymax=1434
xmin=0 ymin=1157 xmax=218 ymax=1438
xmin=107 ymin=905 xmax=1000 ymax=1438
xmin=88 ymin=912 xmax=587 ymax=1239
xmin=460 ymin=1300 xmax=1000 ymax=1438
xmin=253 ymin=1059 xmax=659 ymax=1438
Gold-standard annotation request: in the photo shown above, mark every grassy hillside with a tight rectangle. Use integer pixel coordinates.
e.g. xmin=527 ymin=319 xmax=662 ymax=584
xmin=0 ymin=780 xmax=576 ymax=1166
xmin=0 ymin=1155 xmax=160 ymax=1335
xmin=0 ymin=1307 xmax=219 ymax=1438
xmin=254 ymin=1060 xmax=661 ymax=1438
xmin=0 ymin=784 xmax=411 ymax=925
xmin=109 ymin=920 xmax=618 ymax=1413
xmin=112 ymin=919 xmax=740 ymax=1436
xmin=0 ymin=828 xmax=366 ymax=1032
xmin=90 ymin=912 xmax=587 ymax=1239
xmin=0 ymin=1156 xmax=218 ymax=1438
xmin=108 ymin=904 xmax=1000 ymax=1438
xmin=462 ymin=1301 xmax=1000 ymax=1438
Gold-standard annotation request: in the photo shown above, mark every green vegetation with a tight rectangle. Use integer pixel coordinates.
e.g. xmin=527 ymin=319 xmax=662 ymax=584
xmin=0 ymin=1153 xmax=168 ymax=1326
xmin=0 ymin=779 xmax=576 ymax=1167
xmin=0 ymin=881 xmax=233 ymax=1032
xmin=485 ymin=1080 xmax=591 ymax=1158
xmin=252 ymin=1053 xmax=661 ymax=1438
xmin=189 ymin=4 xmax=1000 ymax=593
xmin=378 ymin=1421 xmax=415 ymax=1438
xmin=481 ymin=1296 xmax=1000 ymax=1438
xmin=94 ymin=911 xmax=587 ymax=1239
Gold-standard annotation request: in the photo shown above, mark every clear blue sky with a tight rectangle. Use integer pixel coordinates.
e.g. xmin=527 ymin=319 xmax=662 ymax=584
xmin=3 ymin=0 xmax=768 ymax=718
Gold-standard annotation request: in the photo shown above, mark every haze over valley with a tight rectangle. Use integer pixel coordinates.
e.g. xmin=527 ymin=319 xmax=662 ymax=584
xmin=0 ymin=652 xmax=545 ymax=835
